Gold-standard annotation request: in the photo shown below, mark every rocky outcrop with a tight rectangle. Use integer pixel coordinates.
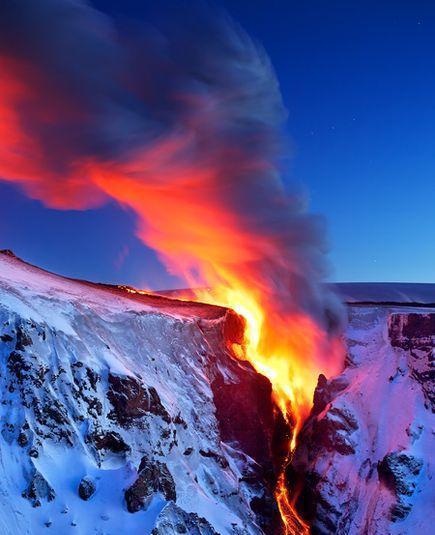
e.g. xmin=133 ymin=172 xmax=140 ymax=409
xmin=107 ymin=374 xmax=171 ymax=425
xmin=78 ymin=476 xmax=96 ymax=501
xmin=211 ymin=365 xmax=285 ymax=471
xmin=22 ymin=469 xmax=55 ymax=508
xmin=389 ymin=313 xmax=435 ymax=411
xmin=86 ymin=429 xmax=130 ymax=454
xmin=292 ymin=305 xmax=434 ymax=535
xmin=378 ymin=452 xmax=423 ymax=521
xmin=151 ymin=502 xmax=219 ymax=534
xmin=125 ymin=458 xmax=176 ymax=513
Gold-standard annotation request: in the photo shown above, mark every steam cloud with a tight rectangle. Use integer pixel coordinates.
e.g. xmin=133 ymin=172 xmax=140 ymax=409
xmin=0 ymin=0 xmax=342 ymax=331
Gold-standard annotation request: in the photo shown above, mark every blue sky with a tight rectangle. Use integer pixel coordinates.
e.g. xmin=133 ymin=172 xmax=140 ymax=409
xmin=1 ymin=1 xmax=434 ymax=286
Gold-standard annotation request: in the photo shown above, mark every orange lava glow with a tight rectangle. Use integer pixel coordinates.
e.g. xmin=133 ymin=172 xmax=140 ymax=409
xmin=276 ymin=471 xmax=310 ymax=535
xmin=192 ymin=285 xmax=336 ymax=535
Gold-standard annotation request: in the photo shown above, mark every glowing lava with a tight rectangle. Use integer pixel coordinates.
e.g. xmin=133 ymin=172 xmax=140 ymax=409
xmin=123 ymin=279 xmax=340 ymax=533
xmin=192 ymin=283 xmax=341 ymax=535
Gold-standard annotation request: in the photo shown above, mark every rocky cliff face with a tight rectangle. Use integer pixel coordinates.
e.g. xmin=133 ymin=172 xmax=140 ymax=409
xmin=0 ymin=252 xmax=285 ymax=534
xmin=292 ymin=305 xmax=434 ymax=535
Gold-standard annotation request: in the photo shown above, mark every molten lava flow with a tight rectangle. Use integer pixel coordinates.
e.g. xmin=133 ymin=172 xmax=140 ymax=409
xmin=192 ymin=283 xmax=341 ymax=534
xmin=276 ymin=471 xmax=310 ymax=535
xmin=122 ymin=274 xmax=339 ymax=533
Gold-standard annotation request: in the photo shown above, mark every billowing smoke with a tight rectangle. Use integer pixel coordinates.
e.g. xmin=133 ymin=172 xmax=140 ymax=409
xmin=0 ymin=0 xmax=343 ymax=349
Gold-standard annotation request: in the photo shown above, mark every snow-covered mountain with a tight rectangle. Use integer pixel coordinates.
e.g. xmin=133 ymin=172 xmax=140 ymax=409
xmin=0 ymin=251 xmax=285 ymax=535
xmin=293 ymin=303 xmax=434 ymax=534
xmin=334 ymin=282 xmax=435 ymax=305
xmin=0 ymin=250 xmax=433 ymax=535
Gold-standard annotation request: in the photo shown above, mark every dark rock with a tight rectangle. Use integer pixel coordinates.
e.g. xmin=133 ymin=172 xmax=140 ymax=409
xmin=312 ymin=374 xmax=329 ymax=415
xmin=312 ymin=374 xmax=349 ymax=416
xmin=22 ymin=470 xmax=55 ymax=507
xmin=151 ymin=502 xmax=219 ymax=535
xmin=172 ymin=412 xmax=188 ymax=428
xmin=0 ymin=249 xmax=16 ymax=257
xmin=199 ymin=449 xmax=229 ymax=469
xmin=389 ymin=313 xmax=435 ymax=345
xmin=0 ymin=333 xmax=13 ymax=342
xmin=107 ymin=374 xmax=171 ymax=426
xmin=86 ymin=367 xmax=100 ymax=391
xmin=378 ymin=451 xmax=423 ymax=520
xmin=161 ymin=428 xmax=171 ymax=440
xmin=87 ymin=430 xmax=130 ymax=454
xmin=222 ymin=309 xmax=245 ymax=346
xmin=379 ymin=453 xmax=424 ymax=493
xmin=409 ymin=347 xmax=435 ymax=412
xmin=310 ymin=406 xmax=358 ymax=456
xmin=29 ymin=447 xmax=39 ymax=458
xmin=17 ymin=424 xmax=31 ymax=447
xmin=125 ymin=458 xmax=176 ymax=513
xmin=211 ymin=365 xmax=280 ymax=469
xmin=43 ymin=402 xmax=68 ymax=426
xmin=389 ymin=313 xmax=435 ymax=411
xmin=390 ymin=501 xmax=412 ymax=522
xmin=32 ymin=398 xmax=73 ymax=445
xmin=7 ymin=351 xmax=32 ymax=381
xmin=15 ymin=323 xmax=33 ymax=350
xmin=18 ymin=431 xmax=29 ymax=446
xmin=78 ymin=476 xmax=96 ymax=501
xmin=250 ymin=493 xmax=280 ymax=533
xmin=183 ymin=447 xmax=193 ymax=456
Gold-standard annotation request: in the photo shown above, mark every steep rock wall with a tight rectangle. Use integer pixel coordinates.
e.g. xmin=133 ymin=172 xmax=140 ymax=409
xmin=292 ymin=305 xmax=434 ymax=535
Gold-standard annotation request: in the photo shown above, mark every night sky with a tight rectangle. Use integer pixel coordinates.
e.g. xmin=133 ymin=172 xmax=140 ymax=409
xmin=1 ymin=0 xmax=434 ymax=287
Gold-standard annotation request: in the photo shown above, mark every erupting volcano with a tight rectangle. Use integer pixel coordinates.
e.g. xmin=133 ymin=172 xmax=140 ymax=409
xmin=1 ymin=1 xmax=432 ymax=534
xmin=0 ymin=2 xmax=344 ymax=530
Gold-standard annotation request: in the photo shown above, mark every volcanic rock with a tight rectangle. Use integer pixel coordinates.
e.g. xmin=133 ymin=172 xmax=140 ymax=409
xmin=107 ymin=374 xmax=171 ymax=425
xmin=151 ymin=502 xmax=219 ymax=534
xmin=378 ymin=451 xmax=423 ymax=521
xmin=22 ymin=469 xmax=55 ymax=508
xmin=86 ymin=430 xmax=130 ymax=454
xmin=78 ymin=476 xmax=96 ymax=501
xmin=125 ymin=459 xmax=176 ymax=513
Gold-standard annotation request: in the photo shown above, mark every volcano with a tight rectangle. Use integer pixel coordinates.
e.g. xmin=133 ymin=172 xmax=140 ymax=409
xmin=0 ymin=250 xmax=433 ymax=534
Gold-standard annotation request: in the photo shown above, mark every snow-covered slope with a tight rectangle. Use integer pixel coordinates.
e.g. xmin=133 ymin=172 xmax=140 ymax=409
xmin=0 ymin=251 xmax=284 ymax=535
xmin=292 ymin=304 xmax=435 ymax=534
xmin=334 ymin=282 xmax=435 ymax=305
xmin=2 ymin=250 xmax=433 ymax=535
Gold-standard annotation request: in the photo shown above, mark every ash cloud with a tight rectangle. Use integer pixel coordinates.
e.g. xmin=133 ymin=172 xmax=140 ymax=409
xmin=0 ymin=0 xmax=342 ymax=330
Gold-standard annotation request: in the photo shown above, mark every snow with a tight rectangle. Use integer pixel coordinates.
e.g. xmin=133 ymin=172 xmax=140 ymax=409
xmin=2 ymin=251 xmax=433 ymax=534
xmin=294 ymin=302 xmax=435 ymax=534
xmin=334 ymin=282 xmax=435 ymax=304
xmin=0 ymin=252 xmax=265 ymax=534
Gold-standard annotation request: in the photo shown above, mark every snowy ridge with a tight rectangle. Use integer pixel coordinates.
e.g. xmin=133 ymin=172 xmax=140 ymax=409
xmin=0 ymin=251 xmax=283 ymax=535
xmin=334 ymin=282 xmax=435 ymax=305
xmin=159 ymin=282 xmax=435 ymax=307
